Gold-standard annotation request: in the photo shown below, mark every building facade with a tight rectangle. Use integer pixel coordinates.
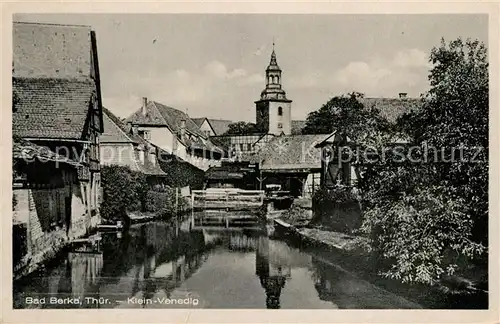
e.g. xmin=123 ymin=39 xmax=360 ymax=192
xmin=126 ymin=98 xmax=224 ymax=171
xmin=100 ymin=107 xmax=166 ymax=184
xmin=255 ymin=45 xmax=293 ymax=136
xmin=13 ymin=22 xmax=104 ymax=244
xmin=192 ymin=118 xmax=233 ymax=137
xmin=12 ymin=137 xmax=83 ymax=278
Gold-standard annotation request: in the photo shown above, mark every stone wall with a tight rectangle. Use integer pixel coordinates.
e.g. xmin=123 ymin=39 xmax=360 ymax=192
xmin=13 ymin=179 xmax=96 ymax=279
xmin=13 ymin=187 xmax=69 ymax=279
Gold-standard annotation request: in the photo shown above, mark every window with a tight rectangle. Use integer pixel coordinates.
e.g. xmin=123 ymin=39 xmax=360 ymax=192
xmin=278 ymin=123 xmax=283 ymax=129
xmin=139 ymin=150 xmax=145 ymax=163
xmin=138 ymin=130 xmax=151 ymax=140
xmin=278 ymin=106 xmax=283 ymax=116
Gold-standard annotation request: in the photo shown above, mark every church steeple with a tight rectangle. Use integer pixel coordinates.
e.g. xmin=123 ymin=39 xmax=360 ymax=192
xmin=262 ymin=44 xmax=286 ymax=99
xmin=255 ymin=42 xmax=292 ymax=136
xmin=267 ymin=41 xmax=280 ymax=72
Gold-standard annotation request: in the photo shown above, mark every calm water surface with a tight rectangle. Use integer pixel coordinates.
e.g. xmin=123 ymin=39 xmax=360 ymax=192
xmin=13 ymin=218 xmax=422 ymax=309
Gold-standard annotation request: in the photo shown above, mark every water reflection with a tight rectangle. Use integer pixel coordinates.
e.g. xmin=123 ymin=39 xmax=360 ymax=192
xmin=256 ymin=236 xmax=290 ymax=309
xmin=13 ymin=219 xmax=422 ymax=309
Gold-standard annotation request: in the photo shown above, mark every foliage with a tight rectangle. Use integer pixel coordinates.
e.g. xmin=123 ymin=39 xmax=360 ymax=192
xmin=100 ymin=165 xmax=141 ymax=221
xmin=360 ymin=186 xmax=485 ymax=285
xmin=130 ymin=170 xmax=149 ymax=212
xmin=302 ymin=92 xmax=391 ymax=140
xmin=145 ymin=187 xmax=189 ymax=218
xmin=359 ymin=38 xmax=488 ymax=285
xmin=311 ymin=187 xmax=362 ymax=234
xmin=145 ymin=190 xmax=172 ymax=217
xmin=157 ymin=154 xmax=205 ymax=190
xmin=313 ymin=186 xmax=358 ymax=205
xmin=209 ymin=136 xmax=232 ymax=155
xmin=223 ymin=121 xmax=259 ymax=135
xmin=402 ymin=38 xmax=488 ymax=243
xmin=101 ymin=165 xmax=189 ymax=221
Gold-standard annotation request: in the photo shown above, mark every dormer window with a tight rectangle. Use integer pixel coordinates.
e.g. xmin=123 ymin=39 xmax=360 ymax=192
xmin=139 ymin=150 xmax=145 ymax=163
xmin=139 ymin=130 xmax=151 ymax=140
xmin=278 ymin=106 xmax=283 ymax=116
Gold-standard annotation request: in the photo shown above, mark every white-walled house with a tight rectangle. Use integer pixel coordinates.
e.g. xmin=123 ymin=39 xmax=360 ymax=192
xmin=125 ymin=98 xmax=224 ymax=171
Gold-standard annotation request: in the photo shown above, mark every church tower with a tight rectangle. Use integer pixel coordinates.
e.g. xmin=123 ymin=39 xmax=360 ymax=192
xmin=255 ymin=44 xmax=292 ymax=135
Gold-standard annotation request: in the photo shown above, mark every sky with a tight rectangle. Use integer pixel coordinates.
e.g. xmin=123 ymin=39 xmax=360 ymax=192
xmin=14 ymin=14 xmax=488 ymax=122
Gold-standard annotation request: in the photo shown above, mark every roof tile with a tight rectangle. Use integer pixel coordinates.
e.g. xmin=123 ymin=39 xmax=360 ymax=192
xmin=13 ymin=22 xmax=93 ymax=79
xmin=256 ymin=134 xmax=330 ymax=171
xmin=13 ymin=78 xmax=95 ymax=139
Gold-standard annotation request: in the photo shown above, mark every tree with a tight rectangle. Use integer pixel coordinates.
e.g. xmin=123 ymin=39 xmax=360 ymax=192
xmin=302 ymin=92 xmax=391 ymax=139
xmin=404 ymin=38 xmax=488 ymax=243
xmin=359 ymin=38 xmax=488 ymax=285
xmin=224 ymin=121 xmax=259 ymax=135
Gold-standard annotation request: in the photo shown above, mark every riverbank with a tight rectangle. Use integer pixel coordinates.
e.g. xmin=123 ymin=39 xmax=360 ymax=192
xmin=273 ymin=217 xmax=488 ymax=309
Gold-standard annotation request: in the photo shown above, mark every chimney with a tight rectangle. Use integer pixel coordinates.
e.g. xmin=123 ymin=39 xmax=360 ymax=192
xmin=399 ymin=92 xmax=407 ymax=99
xmin=179 ymin=119 xmax=186 ymax=138
xmin=141 ymin=97 xmax=148 ymax=116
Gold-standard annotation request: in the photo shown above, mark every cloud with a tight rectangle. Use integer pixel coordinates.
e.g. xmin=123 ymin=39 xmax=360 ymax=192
xmin=102 ymin=60 xmax=264 ymax=119
xmin=393 ymin=48 xmax=430 ymax=68
xmin=331 ymin=48 xmax=431 ymax=97
xmin=288 ymin=72 xmax=321 ymax=89
xmin=253 ymin=44 xmax=267 ymax=56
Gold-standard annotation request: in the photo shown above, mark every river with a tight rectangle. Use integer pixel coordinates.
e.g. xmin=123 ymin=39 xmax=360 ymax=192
xmin=13 ymin=218 xmax=427 ymax=309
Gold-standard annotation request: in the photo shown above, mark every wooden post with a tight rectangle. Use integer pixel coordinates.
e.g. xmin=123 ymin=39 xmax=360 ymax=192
xmin=312 ymin=173 xmax=315 ymax=196
xmin=259 ymin=166 xmax=264 ymax=191
xmin=191 ymin=193 xmax=195 ymax=229
xmin=175 ymin=187 xmax=179 ymax=216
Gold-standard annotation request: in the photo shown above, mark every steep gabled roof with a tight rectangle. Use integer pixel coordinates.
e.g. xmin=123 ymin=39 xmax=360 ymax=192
xmin=13 ymin=22 xmax=93 ymax=79
xmin=256 ymin=134 xmax=331 ymax=171
xmin=13 ymin=78 xmax=95 ymax=139
xmin=153 ymin=101 xmax=206 ymax=139
xmin=126 ymin=100 xmax=224 ymax=154
xmin=101 ymin=107 xmax=137 ymax=144
xmin=102 ymin=107 xmax=166 ymax=176
xmin=207 ymin=118 xmax=233 ymax=136
xmin=192 ymin=118 xmax=206 ymax=128
xmin=126 ymin=101 xmax=207 ymax=139
xmin=360 ymin=97 xmax=422 ymax=123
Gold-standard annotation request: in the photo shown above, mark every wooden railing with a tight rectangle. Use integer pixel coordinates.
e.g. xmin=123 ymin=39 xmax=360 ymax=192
xmin=190 ymin=189 xmax=266 ymax=229
xmin=191 ymin=189 xmax=265 ymax=210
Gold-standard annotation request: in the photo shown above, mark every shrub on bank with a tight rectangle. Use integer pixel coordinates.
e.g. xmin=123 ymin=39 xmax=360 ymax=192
xmin=100 ymin=165 xmax=142 ymax=221
xmin=311 ymin=186 xmax=362 ymax=234
xmin=101 ymin=165 xmax=190 ymax=222
xmin=157 ymin=155 xmax=205 ymax=190
xmin=145 ymin=188 xmax=189 ymax=218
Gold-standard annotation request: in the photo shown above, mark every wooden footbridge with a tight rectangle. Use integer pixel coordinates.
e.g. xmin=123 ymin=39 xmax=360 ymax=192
xmin=190 ymin=189 xmax=266 ymax=229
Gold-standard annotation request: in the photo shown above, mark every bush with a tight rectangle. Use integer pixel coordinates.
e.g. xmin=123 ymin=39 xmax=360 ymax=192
xmin=158 ymin=155 xmax=205 ymax=190
xmin=311 ymin=186 xmax=362 ymax=234
xmin=100 ymin=165 xmax=148 ymax=221
xmin=145 ymin=188 xmax=189 ymax=218
xmin=360 ymin=186 xmax=485 ymax=285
